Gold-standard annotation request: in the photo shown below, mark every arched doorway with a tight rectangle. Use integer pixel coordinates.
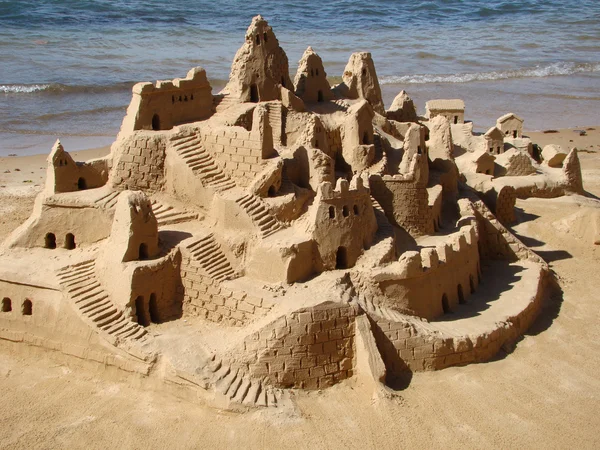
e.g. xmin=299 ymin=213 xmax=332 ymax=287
xmin=442 ymin=294 xmax=450 ymax=314
xmin=135 ymin=296 xmax=148 ymax=326
xmin=457 ymin=284 xmax=465 ymax=304
xmin=65 ymin=233 xmax=76 ymax=250
xmin=250 ymin=84 xmax=259 ymax=103
xmin=1 ymin=298 xmax=11 ymax=312
xmin=45 ymin=233 xmax=56 ymax=249
xmin=336 ymin=246 xmax=348 ymax=270
xmin=149 ymin=293 xmax=159 ymax=324
xmin=151 ymin=114 xmax=160 ymax=131
xmin=317 ymin=90 xmax=324 ymax=102
xmin=139 ymin=243 xmax=148 ymax=260
xmin=77 ymin=177 xmax=87 ymax=190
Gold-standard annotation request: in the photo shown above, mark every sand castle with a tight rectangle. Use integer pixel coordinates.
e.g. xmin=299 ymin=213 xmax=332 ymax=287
xmin=0 ymin=16 xmax=585 ymax=409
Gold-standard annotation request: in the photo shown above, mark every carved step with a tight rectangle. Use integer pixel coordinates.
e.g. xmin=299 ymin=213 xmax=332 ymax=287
xmin=185 ymin=234 xmax=236 ymax=282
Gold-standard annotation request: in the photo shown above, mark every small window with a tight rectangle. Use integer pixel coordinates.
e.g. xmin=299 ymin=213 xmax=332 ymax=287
xmin=353 ymin=205 xmax=359 ymax=215
xmin=1 ymin=298 xmax=11 ymax=312
xmin=329 ymin=206 xmax=335 ymax=219
xmin=315 ymin=139 xmax=319 ymax=149
xmin=184 ymin=95 xmax=188 ymax=102
xmin=45 ymin=233 xmax=56 ymax=249
xmin=172 ymin=95 xmax=175 ymax=104
xmin=342 ymin=206 xmax=349 ymax=217
xmin=149 ymin=293 xmax=159 ymax=324
xmin=255 ymin=34 xmax=260 ymax=45
xmin=316 ymin=68 xmax=319 ymax=76
xmin=263 ymin=32 xmax=268 ymax=42
xmin=281 ymin=76 xmax=286 ymax=88
xmin=22 ymin=299 xmax=32 ymax=316
xmin=454 ymin=116 xmax=458 ymax=124
xmin=513 ymin=130 xmax=517 ymax=138
xmin=417 ymin=146 xmax=422 ymax=154
xmin=361 ymin=68 xmax=366 ymax=76
xmin=363 ymin=131 xmax=369 ymax=145
xmin=191 ymin=94 xmax=194 ymax=100
xmin=317 ymin=90 xmax=324 ymax=102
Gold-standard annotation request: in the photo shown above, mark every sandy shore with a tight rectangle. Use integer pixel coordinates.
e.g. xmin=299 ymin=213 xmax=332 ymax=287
xmin=0 ymin=130 xmax=599 ymax=449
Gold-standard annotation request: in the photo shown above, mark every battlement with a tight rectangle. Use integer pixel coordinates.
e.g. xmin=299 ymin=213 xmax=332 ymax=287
xmin=318 ymin=175 xmax=370 ymax=201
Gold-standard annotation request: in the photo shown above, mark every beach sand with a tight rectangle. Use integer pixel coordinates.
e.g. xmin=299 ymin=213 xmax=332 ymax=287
xmin=0 ymin=130 xmax=599 ymax=448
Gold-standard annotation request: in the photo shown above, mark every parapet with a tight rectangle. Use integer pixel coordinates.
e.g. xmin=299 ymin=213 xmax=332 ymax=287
xmin=317 ymin=174 xmax=370 ymax=200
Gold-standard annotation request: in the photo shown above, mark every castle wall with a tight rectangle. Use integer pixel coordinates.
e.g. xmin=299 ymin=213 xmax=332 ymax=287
xmin=377 ymin=227 xmax=481 ymax=319
xmin=180 ymin=259 xmax=273 ymax=326
xmin=120 ymin=67 xmax=214 ymax=133
xmin=198 ymin=126 xmax=265 ymax=187
xmin=370 ymin=174 xmax=433 ymax=236
xmin=243 ymin=302 xmax=357 ymax=389
xmin=110 ymin=131 xmax=167 ymax=192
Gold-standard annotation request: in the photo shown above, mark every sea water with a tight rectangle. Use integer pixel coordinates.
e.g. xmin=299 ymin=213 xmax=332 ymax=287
xmin=0 ymin=0 xmax=599 ymax=155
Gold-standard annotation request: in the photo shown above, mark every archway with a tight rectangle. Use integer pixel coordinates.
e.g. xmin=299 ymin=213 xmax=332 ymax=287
xmin=317 ymin=90 xmax=324 ymax=102
xmin=77 ymin=177 xmax=87 ymax=190
xmin=335 ymin=246 xmax=348 ymax=270
xmin=139 ymin=243 xmax=148 ymax=260
xmin=65 ymin=233 xmax=76 ymax=250
xmin=45 ymin=233 xmax=56 ymax=249
xmin=250 ymin=84 xmax=259 ymax=103
xmin=149 ymin=293 xmax=159 ymax=324
xmin=329 ymin=206 xmax=335 ymax=219
xmin=1 ymin=298 xmax=11 ymax=312
xmin=442 ymin=294 xmax=450 ymax=314
xmin=22 ymin=299 xmax=32 ymax=316
xmin=457 ymin=284 xmax=465 ymax=304
xmin=135 ymin=296 xmax=148 ymax=326
xmin=151 ymin=114 xmax=160 ymax=131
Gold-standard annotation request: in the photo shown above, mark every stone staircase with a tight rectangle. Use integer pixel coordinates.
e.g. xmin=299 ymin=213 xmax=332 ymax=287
xmin=170 ymin=133 xmax=236 ymax=193
xmin=235 ymin=193 xmax=284 ymax=238
xmin=184 ymin=234 xmax=236 ymax=282
xmin=151 ymin=199 xmax=198 ymax=227
xmin=371 ymin=195 xmax=394 ymax=239
xmin=200 ymin=355 xmax=284 ymax=408
xmin=94 ymin=190 xmax=120 ymax=209
xmin=56 ymin=260 xmax=147 ymax=342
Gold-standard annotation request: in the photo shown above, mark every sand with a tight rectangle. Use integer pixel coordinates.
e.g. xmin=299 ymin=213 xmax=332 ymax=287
xmin=0 ymin=130 xmax=599 ymax=449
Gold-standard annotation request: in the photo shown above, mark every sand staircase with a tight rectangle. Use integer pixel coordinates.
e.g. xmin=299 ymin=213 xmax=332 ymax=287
xmin=56 ymin=260 xmax=147 ymax=342
xmin=150 ymin=199 xmax=198 ymax=227
xmin=170 ymin=134 xmax=236 ymax=193
xmin=199 ymin=355 xmax=284 ymax=408
xmin=267 ymin=102 xmax=283 ymax=146
xmin=371 ymin=195 xmax=394 ymax=238
xmin=235 ymin=193 xmax=285 ymax=238
xmin=214 ymin=93 xmax=241 ymax=113
xmin=94 ymin=190 xmax=120 ymax=209
xmin=184 ymin=234 xmax=236 ymax=282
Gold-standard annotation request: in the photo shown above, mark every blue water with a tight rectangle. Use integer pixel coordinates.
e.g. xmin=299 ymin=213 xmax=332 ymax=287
xmin=0 ymin=0 xmax=599 ymax=154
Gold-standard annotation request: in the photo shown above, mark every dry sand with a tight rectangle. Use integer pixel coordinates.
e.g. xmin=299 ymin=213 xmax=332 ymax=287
xmin=0 ymin=130 xmax=600 ymax=449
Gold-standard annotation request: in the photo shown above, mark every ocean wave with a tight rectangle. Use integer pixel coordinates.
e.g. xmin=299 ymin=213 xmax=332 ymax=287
xmin=380 ymin=62 xmax=600 ymax=85
xmin=0 ymin=82 xmax=134 ymax=95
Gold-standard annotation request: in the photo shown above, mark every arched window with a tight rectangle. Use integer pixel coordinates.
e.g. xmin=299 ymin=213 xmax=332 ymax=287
xmin=317 ymin=90 xmax=324 ymax=102
xmin=65 ymin=233 xmax=76 ymax=250
xmin=1 ymin=298 xmax=11 ymax=312
xmin=139 ymin=243 xmax=149 ymax=260
xmin=342 ymin=206 xmax=349 ymax=217
xmin=268 ymin=185 xmax=277 ymax=197
xmin=255 ymin=34 xmax=260 ymax=45
xmin=22 ymin=299 xmax=32 ymax=316
xmin=329 ymin=206 xmax=335 ymax=219
xmin=353 ymin=205 xmax=359 ymax=216
xmin=263 ymin=32 xmax=268 ymax=42
xmin=149 ymin=293 xmax=159 ymax=324
xmin=151 ymin=114 xmax=160 ymax=131
xmin=45 ymin=233 xmax=56 ymax=249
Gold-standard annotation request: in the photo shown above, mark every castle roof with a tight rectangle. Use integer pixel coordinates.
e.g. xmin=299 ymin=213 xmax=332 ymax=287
xmin=497 ymin=112 xmax=523 ymax=123
xmin=426 ymin=99 xmax=465 ymax=111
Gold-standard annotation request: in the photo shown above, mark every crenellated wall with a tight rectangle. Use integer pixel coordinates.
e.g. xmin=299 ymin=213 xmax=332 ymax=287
xmin=305 ymin=176 xmax=377 ymax=271
xmin=373 ymin=225 xmax=480 ymax=319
